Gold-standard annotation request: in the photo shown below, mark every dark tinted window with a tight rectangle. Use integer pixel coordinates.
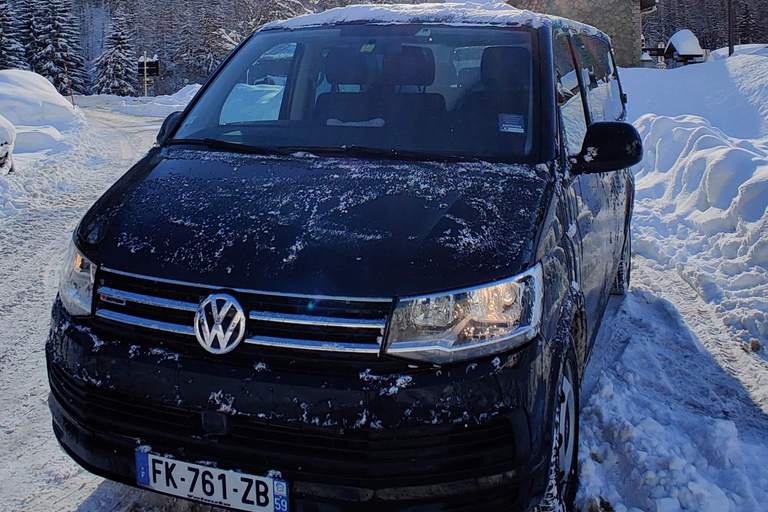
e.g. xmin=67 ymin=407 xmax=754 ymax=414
xmin=570 ymin=34 xmax=623 ymax=122
xmin=554 ymin=33 xmax=586 ymax=155
xmin=173 ymin=25 xmax=538 ymax=162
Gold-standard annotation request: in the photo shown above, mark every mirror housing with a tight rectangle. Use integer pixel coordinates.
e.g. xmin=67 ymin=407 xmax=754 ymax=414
xmin=156 ymin=111 xmax=183 ymax=146
xmin=574 ymin=121 xmax=643 ymax=174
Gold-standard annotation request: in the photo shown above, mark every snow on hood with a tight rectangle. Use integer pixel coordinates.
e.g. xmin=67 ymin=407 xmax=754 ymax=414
xmin=86 ymin=150 xmax=550 ymax=297
xmin=261 ymin=1 xmax=604 ymax=38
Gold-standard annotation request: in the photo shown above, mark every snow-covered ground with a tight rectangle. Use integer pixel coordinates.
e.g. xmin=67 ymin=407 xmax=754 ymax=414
xmin=1 ymin=52 xmax=767 ymax=512
xmin=75 ymin=84 xmax=201 ymax=118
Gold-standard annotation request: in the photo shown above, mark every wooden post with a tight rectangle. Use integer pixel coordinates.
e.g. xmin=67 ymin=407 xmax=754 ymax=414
xmin=63 ymin=61 xmax=75 ymax=107
xmin=143 ymin=51 xmax=149 ymax=97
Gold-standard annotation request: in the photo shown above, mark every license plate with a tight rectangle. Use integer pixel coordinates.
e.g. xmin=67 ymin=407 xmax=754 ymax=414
xmin=136 ymin=451 xmax=289 ymax=512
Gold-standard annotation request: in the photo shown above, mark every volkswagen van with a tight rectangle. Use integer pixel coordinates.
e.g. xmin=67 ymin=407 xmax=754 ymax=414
xmin=47 ymin=3 xmax=641 ymax=511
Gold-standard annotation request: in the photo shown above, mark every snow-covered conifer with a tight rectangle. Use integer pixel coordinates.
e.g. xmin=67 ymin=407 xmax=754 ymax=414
xmin=92 ymin=13 xmax=137 ymax=96
xmin=26 ymin=0 xmax=87 ymax=94
xmin=0 ymin=0 xmax=29 ymax=69
xmin=738 ymin=4 xmax=759 ymax=44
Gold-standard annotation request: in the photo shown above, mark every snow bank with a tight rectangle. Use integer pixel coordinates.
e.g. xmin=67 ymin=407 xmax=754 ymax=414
xmin=0 ymin=71 xmax=86 ymax=215
xmin=0 ymin=69 xmax=84 ymax=164
xmin=621 ymin=54 xmax=768 ymax=139
xmin=620 ymin=53 xmax=768 ymax=347
xmin=78 ymin=84 xmax=201 ymax=118
xmin=712 ymin=44 xmax=768 ymax=60
xmin=0 ymin=70 xmax=82 ymax=130
xmin=0 ymin=114 xmax=15 ymax=175
xmin=632 ymin=114 xmax=768 ymax=343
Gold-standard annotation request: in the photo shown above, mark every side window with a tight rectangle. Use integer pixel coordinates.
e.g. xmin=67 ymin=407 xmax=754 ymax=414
xmin=219 ymin=43 xmax=297 ymax=124
xmin=571 ymin=35 xmax=623 ymax=122
xmin=554 ymin=34 xmax=587 ymax=155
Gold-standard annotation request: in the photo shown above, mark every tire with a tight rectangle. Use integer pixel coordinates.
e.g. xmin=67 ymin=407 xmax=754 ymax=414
xmin=610 ymin=227 xmax=631 ymax=296
xmin=535 ymin=349 xmax=580 ymax=512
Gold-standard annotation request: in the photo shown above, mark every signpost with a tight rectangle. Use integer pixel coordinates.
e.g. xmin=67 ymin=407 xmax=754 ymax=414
xmin=138 ymin=53 xmax=160 ymax=97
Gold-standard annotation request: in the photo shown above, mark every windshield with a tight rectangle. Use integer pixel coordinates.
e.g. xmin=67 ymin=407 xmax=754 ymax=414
xmin=173 ymin=24 xmax=539 ymax=162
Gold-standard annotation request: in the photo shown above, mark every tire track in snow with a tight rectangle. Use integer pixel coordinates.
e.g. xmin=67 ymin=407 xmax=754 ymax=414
xmin=577 ymin=254 xmax=768 ymax=511
xmin=633 ymin=255 xmax=768 ymax=427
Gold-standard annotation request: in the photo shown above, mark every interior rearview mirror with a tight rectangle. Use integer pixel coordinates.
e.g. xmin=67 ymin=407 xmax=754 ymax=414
xmin=574 ymin=121 xmax=643 ymax=174
xmin=156 ymin=111 xmax=183 ymax=147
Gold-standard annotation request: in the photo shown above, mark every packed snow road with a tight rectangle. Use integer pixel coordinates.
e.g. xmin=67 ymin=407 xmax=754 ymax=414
xmin=0 ymin=108 xmax=182 ymax=511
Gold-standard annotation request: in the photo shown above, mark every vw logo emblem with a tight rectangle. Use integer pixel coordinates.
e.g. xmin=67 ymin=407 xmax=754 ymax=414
xmin=194 ymin=293 xmax=247 ymax=355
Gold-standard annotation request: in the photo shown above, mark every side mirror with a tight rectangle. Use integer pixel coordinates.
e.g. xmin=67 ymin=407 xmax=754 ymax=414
xmin=574 ymin=121 xmax=643 ymax=174
xmin=156 ymin=111 xmax=183 ymax=146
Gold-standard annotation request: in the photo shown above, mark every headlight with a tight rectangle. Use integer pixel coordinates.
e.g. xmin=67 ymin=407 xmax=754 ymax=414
xmin=59 ymin=238 xmax=96 ymax=316
xmin=385 ymin=264 xmax=543 ymax=364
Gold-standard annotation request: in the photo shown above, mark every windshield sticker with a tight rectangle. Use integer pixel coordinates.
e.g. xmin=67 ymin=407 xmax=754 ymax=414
xmin=360 ymin=42 xmax=376 ymax=53
xmin=498 ymin=114 xmax=524 ymax=134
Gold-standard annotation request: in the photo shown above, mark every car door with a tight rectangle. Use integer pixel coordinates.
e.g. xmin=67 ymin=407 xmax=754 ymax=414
xmin=556 ymin=31 xmax=624 ymax=342
xmin=573 ymin=33 xmax=631 ymax=251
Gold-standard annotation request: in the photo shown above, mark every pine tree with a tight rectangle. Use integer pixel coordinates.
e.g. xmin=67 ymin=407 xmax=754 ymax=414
xmin=92 ymin=12 xmax=137 ymax=96
xmin=173 ymin=0 xmax=227 ymax=82
xmin=18 ymin=0 xmax=46 ymax=70
xmin=0 ymin=0 xmax=29 ymax=69
xmin=27 ymin=0 xmax=87 ymax=94
xmin=738 ymin=4 xmax=759 ymax=44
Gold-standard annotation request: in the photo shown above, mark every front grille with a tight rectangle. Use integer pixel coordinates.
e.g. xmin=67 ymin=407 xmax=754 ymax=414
xmin=49 ymin=360 xmax=520 ymax=490
xmin=94 ymin=267 xmax=392 ymax=354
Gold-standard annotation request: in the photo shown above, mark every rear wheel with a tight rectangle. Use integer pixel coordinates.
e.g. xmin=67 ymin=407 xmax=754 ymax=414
xmin=535 ymin=350 xmax=579 ymax=512
xmin=611 ymin=228 xmax=631 ymax=295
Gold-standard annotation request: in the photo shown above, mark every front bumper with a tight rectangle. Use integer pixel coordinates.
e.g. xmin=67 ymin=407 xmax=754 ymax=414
xmin=47 ymin=300 xmax=553 ymax=511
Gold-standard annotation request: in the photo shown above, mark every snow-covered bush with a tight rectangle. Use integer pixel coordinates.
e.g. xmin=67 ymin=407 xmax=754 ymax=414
xmin=0 ymin=114 xmax=15 ymax=175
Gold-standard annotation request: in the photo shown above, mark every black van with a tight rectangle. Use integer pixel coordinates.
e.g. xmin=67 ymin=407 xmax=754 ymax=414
xmin=48 ymin=4 xmax=641 ymax=511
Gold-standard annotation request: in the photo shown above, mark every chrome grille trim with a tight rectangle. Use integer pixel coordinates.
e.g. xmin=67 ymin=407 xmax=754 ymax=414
xmin=96 ymin=309 xmax=195 ymax=336
xmin=244 ymin=336 xmax=381 ymax=354
xmin=95 ymin=268 xmax=391 ymax=354
xmin=249 ymin=310 xmax=386 ymax=330
xmin=98 ymin=286 xmax=198 ymax=312
xmin=100 ymin=266 xmax=393 ymax=302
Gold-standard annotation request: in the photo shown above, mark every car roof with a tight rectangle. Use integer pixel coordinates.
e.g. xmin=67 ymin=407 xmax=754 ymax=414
xmin=260 ymin=1 xmax=610 ymax=43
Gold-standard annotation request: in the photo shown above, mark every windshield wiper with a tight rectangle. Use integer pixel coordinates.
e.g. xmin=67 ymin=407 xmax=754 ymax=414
xmin=279 ymin=145 xmax=470 ymax=162
xmin=167 ymin=138 xmax=290 ymax=156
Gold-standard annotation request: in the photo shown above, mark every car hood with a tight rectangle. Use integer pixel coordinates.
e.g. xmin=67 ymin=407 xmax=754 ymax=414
xmin=81 ymin=148 xmax=551 ymax=297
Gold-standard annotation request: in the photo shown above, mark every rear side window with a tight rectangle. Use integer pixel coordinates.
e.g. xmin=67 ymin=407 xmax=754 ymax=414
xmin=570 ymin=35 xmax=623 ymax=122
xmin=554 ymin=33 xmax=586 ymax=155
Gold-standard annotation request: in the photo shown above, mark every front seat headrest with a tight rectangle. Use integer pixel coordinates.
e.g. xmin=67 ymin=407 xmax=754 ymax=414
xmin=325 ymin=47 xmax=369 ymax=85
xmin=481 ymin=46 xmax=531 ymax=90
xmin=382 ymin=46 xmax=436 ymax=87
